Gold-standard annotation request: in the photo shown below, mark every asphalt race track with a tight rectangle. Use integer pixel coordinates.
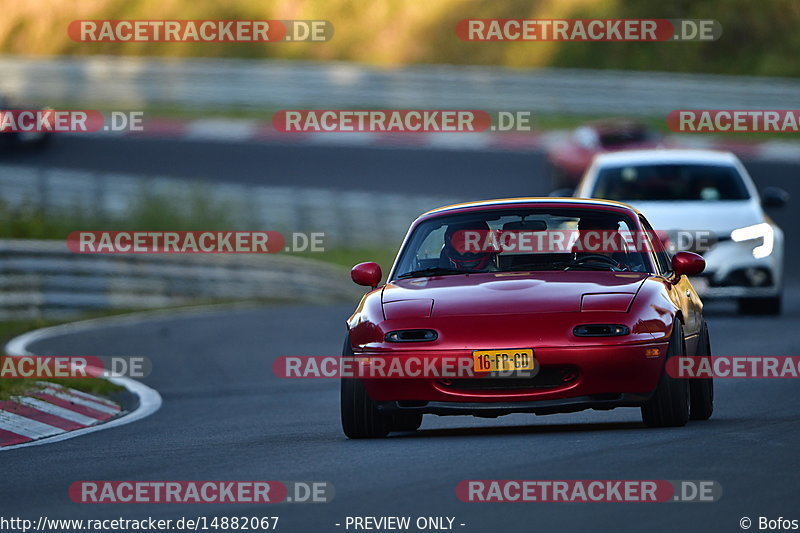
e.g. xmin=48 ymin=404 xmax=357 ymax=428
xmin=2 ymin=138 xmax=799 ymax=532
xmin=1 ymin=294 xmax=799 ymax=532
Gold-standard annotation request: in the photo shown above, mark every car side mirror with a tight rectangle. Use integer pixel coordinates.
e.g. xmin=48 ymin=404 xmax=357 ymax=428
xmin=671 ymin=251 xmax=705 ymax=277
xmin=548 ymin=188 xmax=575 ymax=197
xmin=761 ymin=187 xmax=789 ymax=209
xmin=351 ymin=262 xmax=382 ymax=288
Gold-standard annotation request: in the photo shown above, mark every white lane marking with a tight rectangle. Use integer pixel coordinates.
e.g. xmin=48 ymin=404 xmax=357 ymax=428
xmin=17 ymin=397 xmax=100 ymax=426
xmin=39 ymin=389 xmax=120 ymax=415
xmin=0 ymin=410 xmax=64 ymax=439
xmin=307 ymin=131 xmax=379 ymax=145
xmin=185 ymin=119 xmax=259 ymax=141
xmin=426 ymin=132 xmax=493 ymax=150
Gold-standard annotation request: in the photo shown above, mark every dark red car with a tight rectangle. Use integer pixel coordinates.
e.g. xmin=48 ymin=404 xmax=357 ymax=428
xmin=341 ymin=198 xmax=713 ymax=438
xmin=547 ymin=120 xmax=662 ymax=189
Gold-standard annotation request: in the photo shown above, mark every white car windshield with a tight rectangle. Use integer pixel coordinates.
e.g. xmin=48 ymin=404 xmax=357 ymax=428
xmin=593 ymin=164 xmax=751 ymax=201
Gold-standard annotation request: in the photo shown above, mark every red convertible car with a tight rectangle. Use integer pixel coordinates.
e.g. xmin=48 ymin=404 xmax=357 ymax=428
xmin=341 ymin=198 xmax=713 ymax=438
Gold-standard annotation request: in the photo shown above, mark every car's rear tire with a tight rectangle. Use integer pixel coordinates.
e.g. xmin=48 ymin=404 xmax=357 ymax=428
xmin=738 ymin=296 xmax=781 ymax=315
xmin=340 ymin=335 xmax=392 ymax=439
xmin=689 ymin=322 xmax=714 ymax=421
xmin=641 ymin=322 xmax=690 ymax=428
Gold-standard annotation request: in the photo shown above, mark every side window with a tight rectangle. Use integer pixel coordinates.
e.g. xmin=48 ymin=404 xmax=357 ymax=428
xmin=639 ymin=215 xmax=673 ymax=276
xmin=616 ymin=219 xmax=647 ymax=273
xmin=412 ymin=226 xmax=449 ymax=271
xmin=416 ymin=226 xmax=446 ymax=261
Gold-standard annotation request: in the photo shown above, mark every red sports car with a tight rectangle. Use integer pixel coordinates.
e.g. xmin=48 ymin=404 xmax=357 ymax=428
xmin=341 ymin=198 xmax=713 ymax=438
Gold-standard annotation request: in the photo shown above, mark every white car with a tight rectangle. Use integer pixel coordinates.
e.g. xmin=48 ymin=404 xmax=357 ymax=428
xmin=574 ymin=149 xmax=788 ymax=314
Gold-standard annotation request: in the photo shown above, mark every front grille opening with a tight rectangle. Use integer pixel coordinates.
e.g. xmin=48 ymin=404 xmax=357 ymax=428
xmin=719 ymin=267 xmax=773 ymax=287
xmin=440 ymin=365 xmax=579 ymax=391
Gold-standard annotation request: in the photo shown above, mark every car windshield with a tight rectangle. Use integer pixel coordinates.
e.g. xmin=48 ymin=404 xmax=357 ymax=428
xmin=593 ymin=163 xmax=751 ymax=201
xmin=392 ymin=207 xmax=653 ymax=279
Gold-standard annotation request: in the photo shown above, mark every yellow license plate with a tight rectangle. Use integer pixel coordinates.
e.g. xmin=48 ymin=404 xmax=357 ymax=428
xmin=473 ymin=349 xmax=535 ymax=372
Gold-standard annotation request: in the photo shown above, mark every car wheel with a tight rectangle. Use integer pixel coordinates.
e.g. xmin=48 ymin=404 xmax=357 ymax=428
xmin=641 ymin=321 xmax=690 ymax=428
xmin=340 ymin=335 xmax=392 ymax=439
xmin=689 ymin=322 xmax=714 ymax=421
xmin=738 ymin=296 xmax=781 ymax=315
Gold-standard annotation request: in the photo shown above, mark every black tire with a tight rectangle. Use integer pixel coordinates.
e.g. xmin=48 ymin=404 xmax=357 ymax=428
xmin=340 ymin=335 xmax=392 ymax=439
xmin=641 ymin=322 xmax=690 ymax=428
xmin=738 ymin=296 xmax=781 ymax=315
xmin=689 ymin=322 xmax=714 ymax=421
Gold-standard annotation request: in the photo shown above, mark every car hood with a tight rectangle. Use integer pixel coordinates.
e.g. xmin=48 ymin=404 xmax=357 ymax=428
xmin=382 ymin=271 xmax=647 ymax=317
xmin=627 ymin=199 xmax=764 ymax=235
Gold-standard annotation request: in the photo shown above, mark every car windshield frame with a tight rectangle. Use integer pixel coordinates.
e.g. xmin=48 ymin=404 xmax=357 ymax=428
xmin=389 ymin=205 xmax=657 ymax=281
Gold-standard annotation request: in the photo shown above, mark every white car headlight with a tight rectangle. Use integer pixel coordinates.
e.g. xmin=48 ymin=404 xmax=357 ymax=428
xmin=730 ymin=222 xmax=774 ymax=259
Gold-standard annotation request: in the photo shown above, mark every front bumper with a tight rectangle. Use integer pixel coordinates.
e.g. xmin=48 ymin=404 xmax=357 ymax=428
xmin=359 ymin=342 xmax=668 ymax=409
xmin=378 ymin=393 xmax=651 ymax=417
xmin=688 ymin=236 xmax=783 ymax=299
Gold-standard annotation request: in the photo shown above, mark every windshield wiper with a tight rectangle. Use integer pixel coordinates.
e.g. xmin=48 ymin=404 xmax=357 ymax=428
xmin=396 ymin=267 xmax=473 ymax=279
xmin=563 ymin=263 xmax=622 ymax=271
xmin=562 ymin=259 xmax=630 ymax=271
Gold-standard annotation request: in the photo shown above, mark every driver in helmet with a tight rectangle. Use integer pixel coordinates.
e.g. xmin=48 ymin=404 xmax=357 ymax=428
xmin=440 ymin=221 xmax=497 ymax=271
xmin=571 ymin=215 xmax=628 ymax=268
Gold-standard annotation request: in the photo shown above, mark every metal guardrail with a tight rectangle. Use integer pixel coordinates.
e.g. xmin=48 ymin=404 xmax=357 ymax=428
xmin=0 ymin=239 xmax=362 ymax=320
xmin=0 ymin=164 xmax=460 ymax=248
xmin=2 ymin=55 xmax=799 ymax=115
xmin=0 ymin=165 xmax=466 ymax=320
xmin=0 ymin=163 xmax=461 ymax=318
